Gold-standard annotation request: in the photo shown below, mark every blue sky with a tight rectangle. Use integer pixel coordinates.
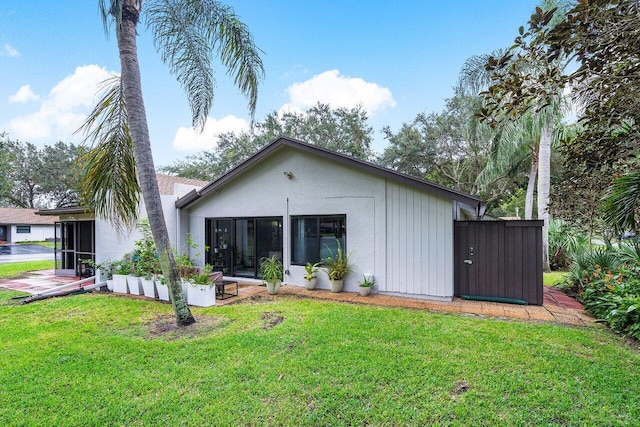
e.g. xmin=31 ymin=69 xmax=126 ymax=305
xmin=0 ymin=1 xmax=539 ymax=166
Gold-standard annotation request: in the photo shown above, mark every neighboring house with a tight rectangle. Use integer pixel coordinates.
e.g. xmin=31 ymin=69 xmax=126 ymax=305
xmin=38 ymin=174 xmax=207 ymax=276
xmin=175 ymin=137 xmax=486 ymax=300
xmin=0 ymin=208 xmax=57 ymax=243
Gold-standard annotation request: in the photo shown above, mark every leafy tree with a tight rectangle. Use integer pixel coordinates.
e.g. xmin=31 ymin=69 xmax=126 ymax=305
xmin=160 ymin=103 xmax=373 ymax=181
xmin=476 ymin=1 xmax=572 ymax=271
xmin=84 ymin=0 xmax=264 ymax=326
xmin=379 ymin=91 xmax=523 ymax=209
xmin=0 ymin=134 xmax=84 ymax=208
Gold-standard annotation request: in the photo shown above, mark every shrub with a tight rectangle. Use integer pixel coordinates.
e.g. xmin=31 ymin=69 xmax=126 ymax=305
xmin=548 ymin=219 xmax=588 ymax=270
xmin=580 ymin=266 xmax=640 ymax=339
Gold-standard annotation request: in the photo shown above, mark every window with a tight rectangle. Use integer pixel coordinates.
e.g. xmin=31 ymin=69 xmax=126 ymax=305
xmin=16 ymin=225 xmax=31 ymax=234
xmin=291 ymin=215 xmax=346 ymax=265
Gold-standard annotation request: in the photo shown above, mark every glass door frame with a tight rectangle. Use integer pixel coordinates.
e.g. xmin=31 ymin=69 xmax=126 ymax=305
xmin=206 ymin=217 xmax=283 ymax=279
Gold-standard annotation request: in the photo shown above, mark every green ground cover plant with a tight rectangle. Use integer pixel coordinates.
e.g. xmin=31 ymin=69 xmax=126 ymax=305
xmin=0 ymin=290 xmax=638 ymax=426
xmin=565 ymin=243 xmax=640 ymax=339
xmin=0 ymin=261 xmax=54 ymax=279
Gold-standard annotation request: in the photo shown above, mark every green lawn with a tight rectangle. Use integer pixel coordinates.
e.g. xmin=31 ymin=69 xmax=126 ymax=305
xmin=544 ymin=271 xmax=569 ymax=287
xmin=0 ymin=260 xmax=54 ymax=279
xmin=16 ymin=240 xmax=55 ymax=249
xmin=0 ymin=290 xmax=638 ymax=426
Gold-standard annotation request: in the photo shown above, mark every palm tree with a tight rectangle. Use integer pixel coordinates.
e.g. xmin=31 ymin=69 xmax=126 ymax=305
xmin=84 ymin=0 xmax=263 ymax=326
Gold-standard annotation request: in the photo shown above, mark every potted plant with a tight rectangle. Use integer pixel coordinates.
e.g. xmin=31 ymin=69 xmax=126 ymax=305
xmin=112 ymin=259 xmax=131 ymax=294
xmin=133 ymin=222 xmax=160 ymax=299
xmin=303 ymin=262 xmax=320 ymax=290
xmin=126 ymin=254 xmax=143 ymax=296
xmin=358 ymin=275 xmax=374 ymax=296
xmin=324 ymin=241 xmax=351 ymax=293
xmin=186 ymin=264 xmax=216 ymax=307
xmin=260 ymin=255 xmax=283 ymax=295
xmin=88 ymin=260 xmax=115 ymax=292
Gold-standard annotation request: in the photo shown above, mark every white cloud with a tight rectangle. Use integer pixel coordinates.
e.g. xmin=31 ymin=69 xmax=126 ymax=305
xmin=9 ymin=85 xmax=39 ymax=103
xmin=280 ymin=69 xmax=396 ymax=116
xmin=2 ymin=44 xmax=20 ymax=57
xmin=4 ymin=65 xmax=115 ymax=141
xmin=171 ymin=115 xmax=250 ymax=151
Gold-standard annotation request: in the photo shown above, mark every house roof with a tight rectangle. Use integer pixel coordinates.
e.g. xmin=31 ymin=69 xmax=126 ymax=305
xmin=156 ymin=174 xmax=208 ymax=196
xmin=175 ymin=136 xmax=486 ymax=215
xmin=36 ymin=174 xmax=207 ymax=217
xmin=0 ymin=207 xmax=58 ymax=225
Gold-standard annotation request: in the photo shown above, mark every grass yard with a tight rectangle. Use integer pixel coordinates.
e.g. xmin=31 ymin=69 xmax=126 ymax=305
xmin=16 ymin=240 xmax=55 ymax=249
xmin=543 ymin=271 xmax=569 ymax=287
xmin=0 ymin=260 xmax=54 ymax=279
xmin=0 ymin=290 xmax=638 ymax=426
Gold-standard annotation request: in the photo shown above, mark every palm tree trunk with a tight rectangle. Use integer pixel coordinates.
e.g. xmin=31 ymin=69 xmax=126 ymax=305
xmin=118 ymin=0 xmax=194 ymax=326
xmin=538 ymin=116 xmax=553 ymax=272
xmin=525 ymin=147 xmax=538 ymax=220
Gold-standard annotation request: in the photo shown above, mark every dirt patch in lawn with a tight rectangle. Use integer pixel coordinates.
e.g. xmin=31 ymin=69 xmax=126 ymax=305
xmin=144 ymin=314 xmax=230 ymax=340
xmin=262 ymin=310 xmax=285 ymax=330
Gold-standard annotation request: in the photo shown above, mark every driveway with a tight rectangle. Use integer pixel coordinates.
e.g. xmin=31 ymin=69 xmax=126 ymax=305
xmin=0 ymin=244 xmax=54 ymax=264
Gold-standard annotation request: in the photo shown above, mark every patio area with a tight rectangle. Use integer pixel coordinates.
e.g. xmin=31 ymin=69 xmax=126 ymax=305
xmin=0 ymin=270 xmax=595 ymax=327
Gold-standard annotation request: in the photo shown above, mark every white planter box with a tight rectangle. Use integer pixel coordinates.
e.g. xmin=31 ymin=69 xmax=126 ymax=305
xmin=187 ymin=284 xmax=216 ymax=307
xmin=112 ymin=274 xmax=128 ymax=294
xmin=106 ymin=279 xmax=114 ymax=292
xmin=127 ymin=276 xmax=142 ymax=295
xmin=156 ymin=279 xmax=169 ymax=301
xmin=141 ymin=278 xmax=156 ymax=298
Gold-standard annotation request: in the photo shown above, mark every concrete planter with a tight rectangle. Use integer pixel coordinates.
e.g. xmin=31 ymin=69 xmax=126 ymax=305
xmin=358 ymin=286 xmax=372 ymax=297
xmin=187 ymin=283 xmax=216 ymax=307
xmin=112 ymin=274 xmax=128 ymax=294
xmin=141 ymin=278 xmax=156 ymax=298
xmin=304 ymin=277 xmax=317 ymax=290
xmin=106 ymin=279 xmax=114 ymax=292
xmin=155 ymin=278 xmax=169 ymax=301
xmin=329 ymin=279 xmax=343 ymax=293
xmin=127 ymin=276 xmax=142 ymax=295
xmin=266 ymin=281 xmax=281 ymax=295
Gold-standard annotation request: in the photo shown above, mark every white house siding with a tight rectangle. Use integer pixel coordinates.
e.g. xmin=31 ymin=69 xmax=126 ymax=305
xmin=384 ymin=181 xmax=454 ymax=299
xmin=185 ymin=149 xmax=386 ymax=293
xmin=9 ymin=224 xmax=55 ymax=243
xmin=95 ymin=194 xmax=183 ymax=265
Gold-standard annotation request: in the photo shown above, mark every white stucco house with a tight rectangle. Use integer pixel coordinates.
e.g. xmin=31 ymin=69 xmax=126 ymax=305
xmin=40 ymin=137 xmax=487 ymax=301
xmin=0 ymin=208 xmax=57 ymax=243
xmin=175 ymin=137 xmax=486 ymax=300
xmin=38 ymin=174 xmax=207 ymax=276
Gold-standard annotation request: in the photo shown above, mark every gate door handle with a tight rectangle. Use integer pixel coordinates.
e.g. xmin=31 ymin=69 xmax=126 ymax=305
xmin=464 ymin=259 xmax=473 ymax=265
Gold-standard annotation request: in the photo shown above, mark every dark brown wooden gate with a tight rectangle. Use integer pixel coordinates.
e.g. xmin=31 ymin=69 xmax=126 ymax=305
xmin=454 ymin=220 xmax=543 ymax=305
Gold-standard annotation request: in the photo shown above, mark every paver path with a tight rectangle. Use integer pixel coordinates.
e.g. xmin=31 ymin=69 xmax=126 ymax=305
xmin=1 ymin=271 xmax=595 ymax=327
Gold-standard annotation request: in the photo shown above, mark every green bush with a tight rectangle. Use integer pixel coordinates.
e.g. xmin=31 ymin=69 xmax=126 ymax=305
xmin=548 ymin=219 xmax=588 ymax=270
xmin=580 ymin=266 xmax=640 ymax=339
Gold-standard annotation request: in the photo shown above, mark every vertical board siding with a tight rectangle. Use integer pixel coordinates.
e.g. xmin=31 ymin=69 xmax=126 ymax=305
xmin=454 ymin=221 xmax=543 ymax=305
xmin=385 ymin=181 xmax=454 ymax=297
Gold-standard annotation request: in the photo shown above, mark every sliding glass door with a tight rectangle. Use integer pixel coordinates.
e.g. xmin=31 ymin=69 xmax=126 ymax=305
xmin=207 ymin=217 xmax=282 ymax=278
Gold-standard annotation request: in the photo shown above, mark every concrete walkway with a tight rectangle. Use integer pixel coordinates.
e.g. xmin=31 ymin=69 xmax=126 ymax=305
xmin=0 ymin=271 xmax=595 ymax=327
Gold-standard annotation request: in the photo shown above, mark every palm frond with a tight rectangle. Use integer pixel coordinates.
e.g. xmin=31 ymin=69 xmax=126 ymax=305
xmin=602 ymin=172 xmax=640 ymax=233
xmin=98 ymin=0 xmax=124 ymax=35
xmin=145 ymin=0 xmax=264 ymax=130
xmin=75 ymin=75 xmax=140 ymax=233
xmin=458 ymin=49 xmax=506 ymax=96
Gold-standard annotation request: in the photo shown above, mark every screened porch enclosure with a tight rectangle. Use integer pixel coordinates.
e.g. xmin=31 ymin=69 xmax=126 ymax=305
xmin=206 ymin=217 xmax=283 ymax=278
xmin=54 ymin=220 xmax=95 ymax=277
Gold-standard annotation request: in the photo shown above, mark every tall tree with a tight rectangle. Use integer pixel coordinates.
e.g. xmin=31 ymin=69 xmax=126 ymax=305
xmin=89 ymin=0 xmax=263 ymax=326
xmin=160 ymin=103 xmax=373 ymax=181
xmin=477 ymin=2 xmax=571 ymax=271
